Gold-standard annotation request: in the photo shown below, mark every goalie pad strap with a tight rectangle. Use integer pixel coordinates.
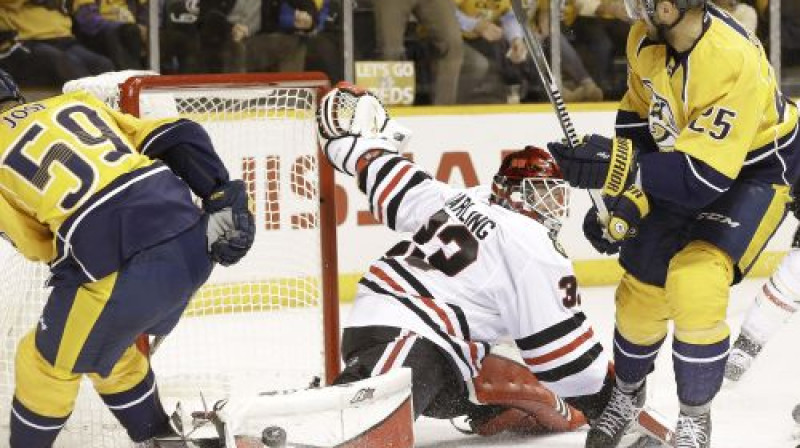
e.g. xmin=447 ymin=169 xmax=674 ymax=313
xmin=473 ymin=354 xmax=586 ymax=432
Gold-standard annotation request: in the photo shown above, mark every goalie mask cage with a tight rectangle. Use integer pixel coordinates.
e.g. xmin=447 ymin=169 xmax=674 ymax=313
xmin=0 ymin=72 xmax=340 ymax=447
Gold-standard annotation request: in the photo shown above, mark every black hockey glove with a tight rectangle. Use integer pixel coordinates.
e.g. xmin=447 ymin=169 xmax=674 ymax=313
xmin=547 ymin=134 xmax=637 ymax=196
xmin=583 ymin=207 xmax=621 ymax=255
xmin=204 ymin=180 xmax=255 ymax=266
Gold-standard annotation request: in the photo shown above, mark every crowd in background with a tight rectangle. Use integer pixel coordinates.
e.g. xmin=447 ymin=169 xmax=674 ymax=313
xmin=0 ymin=0 xmax=798 ymax=105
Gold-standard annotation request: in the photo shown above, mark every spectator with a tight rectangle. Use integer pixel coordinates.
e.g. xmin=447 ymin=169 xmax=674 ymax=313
xmin=160 ymin=0 xmax=203 ymax=73
xmin=571 ymin=0 xmax=630 ymax=99
xmin=225 ymin=0 xmax=318 ymax=73
xmin=782 ymin=0 xmax=800 ymax=68
xmin=0 ymin=27 xmax=40 ymax=84
xmin=305 ymin=0 xmax=344 ymax=83
xmin=196 ymin=0 xmax=236 ymax=72
xmin=219 ymin=0 xmax=259 ymax=72
xmin=71 ymin=0 xmax=147 ymax=69
xmin=373 ymin=0 xmax=463 ymax=105
xmin=530 ymin=0 xmax=604 ymax=102
xmin=454 ymin=0 xmax=527 ymax=103
xmin=0 ymin=0 xmax=114 ymax=86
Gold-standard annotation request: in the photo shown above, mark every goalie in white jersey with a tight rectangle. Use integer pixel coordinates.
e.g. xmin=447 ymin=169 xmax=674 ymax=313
xmin=318 ymin=83 xmax=612 ymax=437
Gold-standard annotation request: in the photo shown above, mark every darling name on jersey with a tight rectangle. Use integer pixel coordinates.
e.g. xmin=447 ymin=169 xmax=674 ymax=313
xmin=445 ymin=193 xmax=497 ymax=240
xmin=2 ymin=103 xmax=46 ymax=129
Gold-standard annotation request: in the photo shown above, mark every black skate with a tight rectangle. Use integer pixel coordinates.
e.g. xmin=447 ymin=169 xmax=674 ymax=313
xmin=585 ymin=382 xmax=645 ymax=448
xmin=724 ymin=331 xmax=763 ymax=382
xmin=674 ymin=409 xmax=711 ymax=448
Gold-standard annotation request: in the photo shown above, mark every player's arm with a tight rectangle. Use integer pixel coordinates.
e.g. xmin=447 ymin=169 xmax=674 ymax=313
xmin=104 ymin=104 xmax=229 ymax=199
xmin=318 ymin=83 xmax=457 ymax=233
xmin=103 ymin=101 xmax=255 ymax=266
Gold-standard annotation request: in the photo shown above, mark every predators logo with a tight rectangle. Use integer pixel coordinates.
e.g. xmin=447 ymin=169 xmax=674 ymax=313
xmin=642 ymin=80 xmax=679 ymax=151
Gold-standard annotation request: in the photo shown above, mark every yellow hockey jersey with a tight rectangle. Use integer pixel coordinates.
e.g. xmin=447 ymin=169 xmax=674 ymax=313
xmin=0 ymin=91 xmax=205 ymax=284
xmin=618 ymin=5 xmax=798 ymax=181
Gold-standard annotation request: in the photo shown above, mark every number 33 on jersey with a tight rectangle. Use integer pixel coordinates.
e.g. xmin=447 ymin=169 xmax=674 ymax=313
xmin=0 ymin=91 xmax=173 ymax=262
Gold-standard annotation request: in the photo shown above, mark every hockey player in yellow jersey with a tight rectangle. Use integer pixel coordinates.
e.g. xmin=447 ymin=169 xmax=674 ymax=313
xmin=547 ymin=0 xmax=800 ymax=446
xmin=0 ymin=69 xmax=255 ymax=447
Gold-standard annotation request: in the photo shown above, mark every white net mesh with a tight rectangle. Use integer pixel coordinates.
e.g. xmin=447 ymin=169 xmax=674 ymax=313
xmin=61 ymin=70 xmax=158 ymax=109
xmin=0 ymin=73 xmax=334 ymax=447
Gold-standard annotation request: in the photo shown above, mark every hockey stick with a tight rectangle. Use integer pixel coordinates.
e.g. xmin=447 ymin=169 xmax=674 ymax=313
xmin=508 ymin=0 xmax=610 ymax=222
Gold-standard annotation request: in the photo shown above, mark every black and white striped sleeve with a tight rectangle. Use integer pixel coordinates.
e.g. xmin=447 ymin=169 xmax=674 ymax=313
xmin=356 ymin=154 xmax=454 ymax=233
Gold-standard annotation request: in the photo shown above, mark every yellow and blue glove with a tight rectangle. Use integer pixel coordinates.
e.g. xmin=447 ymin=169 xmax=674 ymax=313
xmin=548 ymin=134 xmax=649 ymax=251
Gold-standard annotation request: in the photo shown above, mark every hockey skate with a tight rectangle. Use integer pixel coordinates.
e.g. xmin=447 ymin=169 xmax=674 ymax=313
xmin=724 ymin=331 xmax=763 ymax=381
xmin=585 ymin=382 xmax=646 ymax=448
xmin=674 ymin=409 xmax=711 ymax=448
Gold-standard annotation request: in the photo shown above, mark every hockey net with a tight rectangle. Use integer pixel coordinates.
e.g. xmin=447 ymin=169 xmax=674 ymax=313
xmin=0 ymin=72 xmax=340 ymax=447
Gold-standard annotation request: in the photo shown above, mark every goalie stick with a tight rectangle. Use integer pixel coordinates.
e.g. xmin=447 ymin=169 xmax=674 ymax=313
xmin=508 ymin=0 xmax=610 ymax=223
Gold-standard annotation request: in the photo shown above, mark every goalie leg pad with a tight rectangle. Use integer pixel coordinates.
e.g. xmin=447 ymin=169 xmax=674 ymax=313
xmin=337 ymin=326 xmax=466 ymax=419
xmin=473 ymin=354 xmax=587 ymax=432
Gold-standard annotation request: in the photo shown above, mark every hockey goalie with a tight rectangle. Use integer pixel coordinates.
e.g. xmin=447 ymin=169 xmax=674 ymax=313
xmin=317 ymin=83 xmax=616 ymax=439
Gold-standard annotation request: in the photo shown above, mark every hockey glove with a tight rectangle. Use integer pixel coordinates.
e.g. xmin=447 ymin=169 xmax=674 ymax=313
xmin=604 ymin=185 xmax=649 ymax=241
xmin=204 ymin=180 xmax=256 ymax=266
xmin=317 ymin=82 xmax=411 ymax=175
xmin=547 ymin=134 xmax=637 ymax=195
xmin=583 ymin=185 xmax=650 ymax=255
xmin=583 ymin=207 xmax=622 ymax=255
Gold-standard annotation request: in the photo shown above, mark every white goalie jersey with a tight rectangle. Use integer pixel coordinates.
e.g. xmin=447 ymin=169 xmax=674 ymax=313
xmin=346 ymin=153 xmax=609 ymax=400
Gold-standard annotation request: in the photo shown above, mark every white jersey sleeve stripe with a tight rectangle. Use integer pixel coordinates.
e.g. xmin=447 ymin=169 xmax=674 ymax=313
xmin=374 ymin=164 xmax=413 ymax=223
xmin=358 ymin=154 xmax=435 ymax=231
xmin=384 ymin=171 xmax=431 ymax=230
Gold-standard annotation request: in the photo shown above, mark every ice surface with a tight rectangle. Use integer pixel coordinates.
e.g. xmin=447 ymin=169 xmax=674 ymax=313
xmin=398 ymin=280 xmax=800 ymax=447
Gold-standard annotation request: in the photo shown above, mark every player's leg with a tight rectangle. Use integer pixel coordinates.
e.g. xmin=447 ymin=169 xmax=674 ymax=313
xmin=726 ymin=245 xmax=800 ymax=381
xmin=372 ymin=0 xmax=415 ymax=61
xmin=666 ymin=240 xmax=733 ymax=447
xmin=587 ymin=205 xmax=683 ymax=448
xmin=88 ymin=345 xmax=172 ymax=442
xmin=82 ymin=218 xmax=213 ymax=442
xmin=336 ymin=326 xmax=581 ymax=436
xmin=10 ymin=331 xmax=82 ymax=448
xmin=8 ymin=219 xmax=212 ymax=447
xmin=674 ymin=180 xmax=791 ymax=446
xmin=335 ymin=325 xmax=462 ymax=418
xmin=413 ymin=0 xmax=463 ymax=105
xmin=10 ymin=268 xmax=132 ymax=448
xmin=586 ymin=273 xmax=670 ymax=448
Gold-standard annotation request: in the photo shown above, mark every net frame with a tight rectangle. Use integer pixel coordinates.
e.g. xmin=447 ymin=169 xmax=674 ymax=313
xmin=119 ymin=72 xmax=341 ymax=385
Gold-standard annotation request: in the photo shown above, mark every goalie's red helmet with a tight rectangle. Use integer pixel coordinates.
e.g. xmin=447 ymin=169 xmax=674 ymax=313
xmin=491 ymin=146 xmax=570 ymax=235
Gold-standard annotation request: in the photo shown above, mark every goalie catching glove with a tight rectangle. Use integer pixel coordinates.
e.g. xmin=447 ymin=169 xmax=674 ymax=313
xmin=548 ymin=134 xmax=649 ymax=246
xmin=204 ymin=180 xmax=256 ymax=266
xmin=317 ymin=82 xmax=412 ymax=176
